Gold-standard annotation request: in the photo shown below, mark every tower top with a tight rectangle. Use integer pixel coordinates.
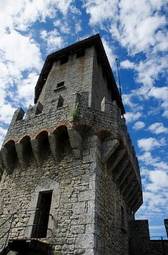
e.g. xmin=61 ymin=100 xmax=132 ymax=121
xmin=35 ymin=34 xmax=125 ymax=114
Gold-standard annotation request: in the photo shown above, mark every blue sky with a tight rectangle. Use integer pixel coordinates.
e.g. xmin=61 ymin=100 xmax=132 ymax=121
xmin=0 ymin=0 xmax=167 ymax=238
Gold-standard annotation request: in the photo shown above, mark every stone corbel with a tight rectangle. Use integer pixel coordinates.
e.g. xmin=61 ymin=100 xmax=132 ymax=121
xmin=48 ymin=134 xmax=58 ymax=161
xmin=101 ymin=139 xmax=120 ymax=163
xmin=15 ymin=143 xmax=25 ymax=168
xmin=31 ymin=139 xmax=41 ymax=165
xmin=108 ymin=148 xmax=126 ymax=173
xmin=67 ymin=128 xmax=82 ymax=159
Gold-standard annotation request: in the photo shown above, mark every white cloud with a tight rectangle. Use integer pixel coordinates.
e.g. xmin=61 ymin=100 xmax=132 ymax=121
xmin=86 ymin=0 xmax=167 ymax=53
xmin=0 ymin=103 xmax=16 ymax=125
xmin=16 ymin=72 xmax=39 ymax=107
xmin=115 ymin=0 xmax=166 ymax=54
xmin=138 ymin=151 xmax=158 ymax=166
xmin=0 ymin=1 xmax=74 ymax=147
xmin=133 ymin=121 xmax=145 ymax=130
xmin=148 ymin=170 xmax=168 ymax=192
xmin=136 ymin=57 xmax=168 ymax=87
xmin=148 ymin=122 xmax=168 ymax=134
xmin=85 ymin=0 xmax=118 ymax=26
xmin=0 ymin=0 xmax=73 ymax=31
xmin=124 ymin=111 xmax=141 ymax=123
xmin=0 ymin=30 xmax=42 ymax=73
xmin=142 ymin=190 xmax=168 ymax=212
xmin=0 ymin=29 xmax=42 ymax=121
xmin=85 ymin=0 xmax=167 ymax=123
xmin=0 ymin=127 xmax=7 ymax=147
xmin=40 ymin=30 xmax=63 ymax=53
xmin=122 ymin=94 xmax=143 ymax=111
xmin=121 ymin=60 xmax=135 ymax=69
xmin=138 ymin=151 xmax=168 ymax=172
xmin=138 ymin=137 xmax=165 ymax=151
xmin=148 ymin=86 xmax=168 ymax=100
xmin=148 ymin=86 xmax=168 ymax=118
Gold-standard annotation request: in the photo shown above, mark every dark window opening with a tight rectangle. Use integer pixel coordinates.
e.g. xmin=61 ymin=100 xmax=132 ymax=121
xmin=76 ymin=49 xmax=85 ymax=58
xmin=20 ymin=136 xmax=33 ymax=163
xmin=54 ymin=126 xmax=71 ymax=160
xmin=31 ymin=190 xmax=52 ymax=238
xmin=57 ymin=81 xmax=65 ymax=88
xmin=60 ymin=56 xmax=68 ymax=65
xmin=4 ymin=141 xmax=18 ymax=171
xmin=57 ymin=96 xmax=64 ymax=109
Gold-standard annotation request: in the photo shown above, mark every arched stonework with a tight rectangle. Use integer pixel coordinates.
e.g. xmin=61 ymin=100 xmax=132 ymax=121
xmin=2 ymin=140 xmax=18 ymax=174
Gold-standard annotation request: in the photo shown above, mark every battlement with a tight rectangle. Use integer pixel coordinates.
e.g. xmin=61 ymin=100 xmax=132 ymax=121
xmin=0 ymin=91 xmax=142 ymax=212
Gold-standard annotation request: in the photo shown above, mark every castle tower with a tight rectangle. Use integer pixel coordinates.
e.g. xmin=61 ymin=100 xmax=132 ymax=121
xmin=0 ymin=35 xmax=142 ymax=255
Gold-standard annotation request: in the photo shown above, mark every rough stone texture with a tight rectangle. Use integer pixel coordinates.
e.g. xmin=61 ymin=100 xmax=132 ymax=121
xmin=0 ymin=35 xmax=156 ymax=255
xmin=0 ymin=140 xmax=96 ymax=254
xmin=38 ymin=47 xmax=94 ymax=108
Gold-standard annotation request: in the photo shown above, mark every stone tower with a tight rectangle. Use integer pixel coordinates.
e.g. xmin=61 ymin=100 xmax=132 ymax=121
xmin=0 ymin=34 xmax=142 ymax=255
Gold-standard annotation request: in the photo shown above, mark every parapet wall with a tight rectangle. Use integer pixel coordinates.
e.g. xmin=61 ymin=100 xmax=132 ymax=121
xmin=0 ymin=92 xmax=142 ymax=213
xmin=130 ymin=220 xmax=168 ymax=255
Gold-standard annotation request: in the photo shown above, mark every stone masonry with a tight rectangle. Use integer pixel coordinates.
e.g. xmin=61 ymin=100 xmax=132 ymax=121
xmin=0 ymin=34 xmax=164 ymax=255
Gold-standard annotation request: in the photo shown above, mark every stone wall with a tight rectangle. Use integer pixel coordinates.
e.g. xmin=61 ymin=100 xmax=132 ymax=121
xmin=91 ymin=49 xmax=113 ymax=112
xmin=0 ymin=133 xmax=97 ymax=255
xmin=0 ymin=36 xmax=143 ymax=255
xmin=0 ymin=131 xmax=136 ymax=255
xmin=94 ymin=157 xmax=132 ymax=255
xmin=38 ymin=47 xmax=94 ymax=108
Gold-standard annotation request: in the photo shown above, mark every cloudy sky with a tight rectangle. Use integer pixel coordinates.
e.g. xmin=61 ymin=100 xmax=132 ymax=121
xmin=0 ymin=0 xmax=167 ymax=238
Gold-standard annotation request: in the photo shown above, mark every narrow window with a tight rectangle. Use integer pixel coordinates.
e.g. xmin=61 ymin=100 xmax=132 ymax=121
xmin=31 ymin=190 xmax=52 ymax=238
xmin=57 ymin=96 xmax=64 ymax=109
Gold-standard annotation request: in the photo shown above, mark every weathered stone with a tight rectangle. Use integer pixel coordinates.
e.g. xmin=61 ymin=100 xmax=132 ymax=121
xmin=0 ymin=34 xmax=150 ymax=255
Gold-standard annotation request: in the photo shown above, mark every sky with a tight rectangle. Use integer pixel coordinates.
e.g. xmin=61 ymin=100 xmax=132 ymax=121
xmin=0 ymin=0 xmax=167 ymax=238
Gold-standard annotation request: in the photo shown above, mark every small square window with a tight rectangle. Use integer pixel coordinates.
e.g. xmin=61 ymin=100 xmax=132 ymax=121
xmin=57 ymin=81 xmax=64 ymax=88
xmin=54 ymin=81 xmax=65 ymax=92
